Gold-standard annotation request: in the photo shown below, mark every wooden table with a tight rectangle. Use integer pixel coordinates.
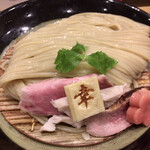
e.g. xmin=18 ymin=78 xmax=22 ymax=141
xmin=0 ymin=0 xmax=150 ymax=150
xmin=124 ymin=0 xmax=150 ymax=14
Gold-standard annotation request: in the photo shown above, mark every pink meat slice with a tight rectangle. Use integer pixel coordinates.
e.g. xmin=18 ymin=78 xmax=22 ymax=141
xmin=84 ymin=104 xmax=131 ymax=137
xmin=20 ymin=74 xmax=112 ymax=116
xmin=51 ymin=84 xmax=130 ymax=116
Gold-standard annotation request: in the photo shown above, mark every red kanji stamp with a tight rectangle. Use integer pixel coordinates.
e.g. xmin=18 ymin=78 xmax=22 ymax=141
xmin=74 ymin=84 xmax=94 ymax=108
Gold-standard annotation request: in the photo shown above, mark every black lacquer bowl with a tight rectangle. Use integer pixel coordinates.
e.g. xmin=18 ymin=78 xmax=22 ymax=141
xmin=0 ymin=0 xmax=150 ymax=52
xmin=0 ymin=0 xmax=150 ymax=149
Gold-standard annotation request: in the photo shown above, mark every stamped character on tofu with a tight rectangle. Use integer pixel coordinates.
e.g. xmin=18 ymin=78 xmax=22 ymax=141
xmin=64 ymin=76 xmax=105 ymax=122
xmin=74 ymin=84 xmax=94 ymax=108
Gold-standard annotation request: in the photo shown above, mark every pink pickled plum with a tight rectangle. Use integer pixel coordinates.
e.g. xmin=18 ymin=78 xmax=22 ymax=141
xmin=126 ymin=88 xmax=150 ymax=126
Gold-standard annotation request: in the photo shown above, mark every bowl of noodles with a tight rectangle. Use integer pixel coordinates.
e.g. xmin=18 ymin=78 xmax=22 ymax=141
xmin=0 ymin=0 xmax=150 ymax=149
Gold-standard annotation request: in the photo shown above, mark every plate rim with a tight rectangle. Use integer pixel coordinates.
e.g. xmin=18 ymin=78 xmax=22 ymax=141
xmin=0 ymin=0 xmax=150 ymax=149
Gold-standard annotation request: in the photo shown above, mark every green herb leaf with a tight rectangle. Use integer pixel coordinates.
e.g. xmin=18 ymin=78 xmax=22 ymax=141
xmin=54 ymin=43 xmax=117 ymax=74
xmin=85 ymin=51 xmax=118 ymax=74
xmin=54 ymin=43 xmax=87 ymax=73
xmin=71 ymin=42 xmax=87 ymax=57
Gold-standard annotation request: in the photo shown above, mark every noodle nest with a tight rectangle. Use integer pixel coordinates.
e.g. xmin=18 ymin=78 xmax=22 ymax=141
xmin=0 ymin=12 xmax=150 ymax=100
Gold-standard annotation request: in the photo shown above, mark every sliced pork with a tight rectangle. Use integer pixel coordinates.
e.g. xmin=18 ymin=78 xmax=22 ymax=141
xmin=101 ymin=84 xmax=130 ymax=102
xmin=42 ymin=100 xmax=131 ymax=137
xmin=84 ymin=104 xmax=131 ymax=137
xmin=51 ymin=98 xmax=71 ymax=116
xmin=45 ymin=85 xmax=131 ymax=137
xmin=102 ymin=84 xmax=130 ymax=108
xmin=20 ymin=74 xmax=112 ymax=116
xmin=40 ymin=115 xmax=83 ymax=132
xmin=51 ymin=84 xmax=130 ymax=114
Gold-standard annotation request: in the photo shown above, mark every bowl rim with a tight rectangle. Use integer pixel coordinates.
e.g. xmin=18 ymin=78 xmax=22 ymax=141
xmin=0 ymin=0 xmax=150 ymax=149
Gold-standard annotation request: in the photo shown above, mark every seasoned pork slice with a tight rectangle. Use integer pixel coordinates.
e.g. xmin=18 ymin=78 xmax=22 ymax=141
xmin=40 ymin=105 xmax=131 ymax=136
xmin=102 ymin=84 xmax=130 ymax=108
xmin=84 ymin=104 xmax=131 ymax=137
xmin=47 ymin=85 xmax=130 ymax=136
xmin=101 ymin=84 xmax=130 ymax=102
xmin=51 ymin=98 xmax=71 ymax=116
xmin=84 ymin=87 xmax=150 ymax=137
xmin=40 ymin=115 xmax=83 ymax=132
xmin=51 ymin=84 xmax=130 ymax=113
xmin=43 ymin=93 xmax=131 ymax=136
xmin=20 ymin=74 xmax=112 ymax=116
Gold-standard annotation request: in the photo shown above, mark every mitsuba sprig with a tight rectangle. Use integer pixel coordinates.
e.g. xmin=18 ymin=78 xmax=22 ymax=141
xmin=54 ymin=42 xmax=118 ymax=74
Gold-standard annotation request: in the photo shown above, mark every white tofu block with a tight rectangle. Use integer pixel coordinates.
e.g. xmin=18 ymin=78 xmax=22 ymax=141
xmin=64 ymin=76 xmax=105 ymax=122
